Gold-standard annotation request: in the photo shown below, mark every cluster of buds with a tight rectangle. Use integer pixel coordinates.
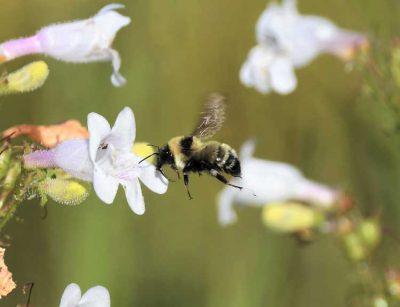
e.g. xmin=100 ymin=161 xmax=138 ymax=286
xmin=0 ymin=124 xmax=92 ymax=234
xmin=339 ymin=218 xmax=381 ymax=262
xmin=257 ymin=188 xmax=382 ymax=263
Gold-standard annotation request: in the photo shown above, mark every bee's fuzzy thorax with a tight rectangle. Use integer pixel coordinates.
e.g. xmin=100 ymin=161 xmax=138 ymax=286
xmin=154 ymin=94 xmax=243 ymax=199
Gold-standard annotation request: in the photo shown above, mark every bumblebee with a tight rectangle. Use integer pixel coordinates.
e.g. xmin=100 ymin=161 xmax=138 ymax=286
xmin=142 ymin=94 xmax=242 ymax=199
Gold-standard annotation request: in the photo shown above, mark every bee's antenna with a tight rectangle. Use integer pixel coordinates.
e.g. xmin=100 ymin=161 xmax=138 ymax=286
xmin=242 ymin=187 xmax=257 ymax=197
xmin=138 ymin=152 xmax=159 ymax=164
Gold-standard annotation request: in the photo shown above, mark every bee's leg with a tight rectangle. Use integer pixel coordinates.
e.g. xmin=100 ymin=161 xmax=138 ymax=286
xmin=183 ymin=173 xmax=193 ymax=200
xmin=209 ymin=169 xmax=242 ymax=190
xmin=171 ymin=164 xmax=181 ymax=180
xmin=182 ymin=161 xmax=195 ymax=199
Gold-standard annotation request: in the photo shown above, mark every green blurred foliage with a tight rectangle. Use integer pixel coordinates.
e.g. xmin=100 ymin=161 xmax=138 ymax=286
xmin=0 ymin=0 xmax=399 ymax=306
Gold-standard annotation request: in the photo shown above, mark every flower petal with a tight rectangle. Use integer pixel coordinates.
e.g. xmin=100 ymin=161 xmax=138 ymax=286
xmin=94 ymin=6 xmax=131 ymax=38
xmin=138 ymin=162 xmax=168 ymax=194
xmin=123 ymin=180 xmax=145 ymax=215
xmin=109 ymin=49 xmax=126 ymax=87
xmin=319 ymin=28 xmax=367 ymax=60
xmin=79 ymin=285 xmax=110 ymax=307
xmin=239 ymin=59 xmax=254 ymax=87
xmin=93 ymin=166 xmax=119 ymax=204
xmin=282 ymin=0 xmax=298 ymax=14
xmin=269 ymin=57 xmax=297 ymax=95
xmin=231 ymin=158 xmax=304 ymax=205
xmin=98 ymin=3 xmax=126 ymax=15
xmin=240 ymin=46 xmax=274 ymax=94
xmin=88 ymin=112 xmax=111 ymax=162
xmin=107 ymin=107 xmax=135 ymax=151
xmin=217 ymin=188 xmax=238 ymax=226
xmin=294 ymin=179 xmax=338 ymax=207
xmin=59 ymin=283 xmax=81 ymax=307
xmin=24 ymin=150 xmax=57 ymax=169
xmin=54 ymin=140 xmax=94 ymax=181
xmin=239 ymin=139 xmax=256 ymax=160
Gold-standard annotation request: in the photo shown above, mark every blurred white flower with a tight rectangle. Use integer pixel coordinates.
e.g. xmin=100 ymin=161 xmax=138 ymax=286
xmin=59 ymin=283 xmax=110 ymax=307
xmin=240 ymin=0 xmax=367 ymax=95
xmin=217 ymin=140 xmax=339 ymax=226
xmin=240 ymin=45 xmax=297 ymax=95
xmin=0 ymin=4 xmax=131 ymax=86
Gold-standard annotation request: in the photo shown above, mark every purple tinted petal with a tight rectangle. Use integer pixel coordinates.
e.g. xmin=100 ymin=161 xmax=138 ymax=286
xmin=24 ymin=150 xmax=56 ymax=169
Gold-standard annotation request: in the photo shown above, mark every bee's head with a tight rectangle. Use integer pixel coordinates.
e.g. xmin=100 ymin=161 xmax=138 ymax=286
xmin=138 ymin=144 xmax=175 ymax=182
xmin=156 ymin=144 xmax=174 ymax=169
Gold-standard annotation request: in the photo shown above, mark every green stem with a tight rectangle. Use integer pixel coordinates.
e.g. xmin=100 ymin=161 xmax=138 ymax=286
xmin=0 ymin=173 xmax=34 ymax=232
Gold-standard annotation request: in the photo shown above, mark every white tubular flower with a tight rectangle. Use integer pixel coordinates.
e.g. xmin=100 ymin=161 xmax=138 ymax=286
xmin=41 ymin=107 xmax=168 ymax=214
xmin=241 ymin=0 xmax=367 ymax=95
xmin=217 ymin=139 xmax=339 ymax=226
xmin=240 ymin=45 xmax=297 ymax=95
xmin=53 ymin=140 xmax=93 ymax=181
xmin=0 ymin=4 xmax=131 ymax=87
xmin=59 ymin=283 xmax=110 ymax=307
xmin=87 ymin=107 xmax=168 ymax=215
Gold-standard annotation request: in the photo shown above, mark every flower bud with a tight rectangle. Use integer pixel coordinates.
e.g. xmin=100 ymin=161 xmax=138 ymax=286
xmin=386 ymin=268 xmax=400 ymax=299
xmin=358 ymin=219 xmax=381 ymax=249
xmin=262 ymin=202 xmax=323 ymax=232
xmin=343 ymin=233 xmax=367 ymax=262
xmin=0 ymin=61 xmax=49 ymax=95
xmin=39 ymin=178 xmax=89 ymax=206
xmin=372 ymin=297 xmax=388 ymax=307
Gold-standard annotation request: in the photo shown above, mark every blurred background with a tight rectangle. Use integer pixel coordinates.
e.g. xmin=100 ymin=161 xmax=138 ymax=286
xmin=1 ymin=0 xmax=400 ymax=306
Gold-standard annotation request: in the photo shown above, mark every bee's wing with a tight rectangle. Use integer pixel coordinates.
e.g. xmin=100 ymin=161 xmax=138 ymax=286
xmin=191 ymin=93 xmax=226 ymax=140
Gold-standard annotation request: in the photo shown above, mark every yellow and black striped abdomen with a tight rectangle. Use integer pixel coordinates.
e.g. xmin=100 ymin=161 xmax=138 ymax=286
xmin=200 ymin=141 xmax=241 ymax=176
xmin=166 ymin=136 xmax=241 ymax=176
